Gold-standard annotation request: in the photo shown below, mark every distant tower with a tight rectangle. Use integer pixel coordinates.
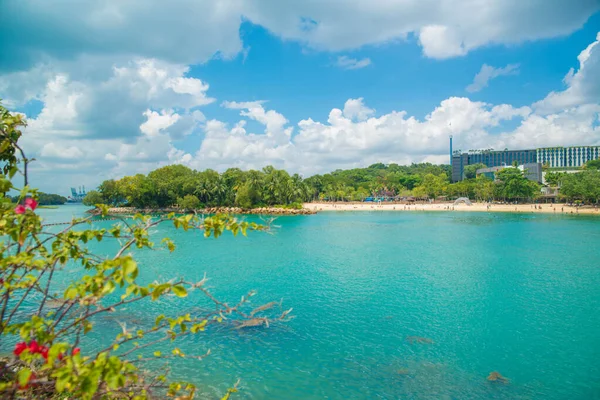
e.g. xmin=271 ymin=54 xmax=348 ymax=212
xmin=449 ymin=135 xmax=453 ymax=166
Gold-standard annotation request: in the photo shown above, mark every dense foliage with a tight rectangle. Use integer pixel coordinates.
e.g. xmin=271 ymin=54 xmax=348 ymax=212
xmin=85 ymin=161 xmax=550 ymax=207
xmin=88 ymin=163 xmax=455 ymax=208
xmin=557 ymin=170 xmax=600 ymax=203
xmin=11 ymin=192 xmax=67 ymax=206
xmin=0 ymin=102 xmax=292 ymax=398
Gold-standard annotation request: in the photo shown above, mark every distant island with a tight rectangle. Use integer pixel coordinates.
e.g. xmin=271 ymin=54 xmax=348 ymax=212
xmin=11 ymin=192 xmax=67 ymax=206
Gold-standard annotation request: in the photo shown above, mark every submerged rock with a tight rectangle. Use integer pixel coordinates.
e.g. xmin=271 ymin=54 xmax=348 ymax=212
xmin=406 ymin=336 xmax=434 ymax=344
xmin=487 ymin=371 xmax=509 ymax=383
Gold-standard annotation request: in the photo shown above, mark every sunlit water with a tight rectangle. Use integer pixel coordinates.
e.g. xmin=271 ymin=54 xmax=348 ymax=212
xmin=15 ymin=205 xmax=600 ymax=398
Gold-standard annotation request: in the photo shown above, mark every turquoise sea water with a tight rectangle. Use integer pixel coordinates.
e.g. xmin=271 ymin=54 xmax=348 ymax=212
xmin=30 ymin=206 xmax=600 ymax=398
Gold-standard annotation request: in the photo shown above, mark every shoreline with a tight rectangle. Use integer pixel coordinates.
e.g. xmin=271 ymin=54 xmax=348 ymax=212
xmin=96 ymin=203 xmax=600 ymax=216
xmin=303 ymin=202 xmax=600 ymax=215
xmin=103 ymin=206 xmax=316 ymax=216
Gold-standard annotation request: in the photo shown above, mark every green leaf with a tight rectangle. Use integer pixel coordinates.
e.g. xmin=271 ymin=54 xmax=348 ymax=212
xmin=122 ymin=257 xmax=138 ymax=280
xmin=102 ymin=280 xmax=116 ymax=295
xmin=64 ymin=287 xmax=78 ymax=299
xmin=17 ymin=369 xmax=31 ymax=387
xmin=171 ymin=285 xmax=187 ymax=298
xmin=83 ymin=320 xmax=93 ymax=334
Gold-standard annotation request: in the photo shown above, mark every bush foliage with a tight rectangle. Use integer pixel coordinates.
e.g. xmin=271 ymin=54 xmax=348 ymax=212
xmin=0 ymin=102 xmax=293 ymax=399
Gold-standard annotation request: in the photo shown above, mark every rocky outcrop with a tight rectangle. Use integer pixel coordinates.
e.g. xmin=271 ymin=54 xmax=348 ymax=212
xmin=101 ymin=206 xmax=316 ymax=215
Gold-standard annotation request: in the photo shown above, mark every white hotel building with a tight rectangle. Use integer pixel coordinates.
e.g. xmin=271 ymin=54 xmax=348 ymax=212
xmin=536 ymin=146 xmax=600 ymax=168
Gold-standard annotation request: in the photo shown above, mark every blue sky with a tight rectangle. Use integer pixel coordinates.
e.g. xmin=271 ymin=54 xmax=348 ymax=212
xmin=196 ymin=14 xmax=599 ymax=122
xmin=0 ymin=0 xmax=599 ymax=194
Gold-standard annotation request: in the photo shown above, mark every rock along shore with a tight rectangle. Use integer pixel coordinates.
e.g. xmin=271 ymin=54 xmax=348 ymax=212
xmin=101 ymin=206 xmax=316 ymax=216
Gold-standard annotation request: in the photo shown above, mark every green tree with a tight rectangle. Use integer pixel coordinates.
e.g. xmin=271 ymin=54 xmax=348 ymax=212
xmin=463 ymin=163 xmax=486 ymax=180
xmin=12 ymin=193 xmax=67 ymax=206
xmin=235 ymin=182 xmax=254 ymax=209
xmin=148 ymin=165 xmax=194 ymax=208
xmin=420 ymin=173 xmax=447 ymax=199
xmin=0 ymin=104 xmax=24 ymax=177
xmin=584 ymin=159 xmax=600 ymax=170
xmin=177 ymin=194 xmax=201 ymax=211
xmin=37 ymin=193 xmax=68 ymax=205
xmin=474 ymin=175 xmax=495 ymax=201
xmin=98 ymin=179 xmax=122 ymax=206
xmin=82 ymin=190 xmax=104 ymax=206
xmin=412 ymin=185 xmax=428 ymax=199
xmin=495 ymin=167 xmax=538 ymax=201
xmin=544 ymin=171 xmax=566 ymax=186
xmin=560 ymin=170 xmax=600 ymax=203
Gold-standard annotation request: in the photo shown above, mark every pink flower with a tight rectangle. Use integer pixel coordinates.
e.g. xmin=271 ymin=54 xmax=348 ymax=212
xmin=72 ymin=348 xmax=81 ymax=356
xmin=28 ymin=340 xmax=40 ymax=354
xmin=14 ymin=205 xmax=26 ymax=214
xmin=24 ymin=198 xmax=38 ymax=211
xmin=40 ymin=346 xmax=49 ymax=360
xmin=13 ymin=342 xmax=27 ymax=356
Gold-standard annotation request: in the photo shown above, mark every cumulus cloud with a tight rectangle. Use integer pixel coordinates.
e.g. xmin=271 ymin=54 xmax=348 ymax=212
xmin=40 ymin=143 xmax=84 ymax=161
xmin=0 ymin=59 xmax=213 ymax=142
xmin=335 ymin=56 xmax=372 ymax=70
xmin=0 ymin=0 xmax=245 ymax=69
xmin=1 ymin=58 xmax=211 ymax=193
xmin=534 ymin=32 xmax=600 ymax=114
xmin=222 ymin=101 xmax=292 ymax=144
xmin=242 ymin=0 xmax=599 ymax=59
xmin=466 ymin=64 xmax=520 ymax=93
xmin=418 ymin=25 xmax=467 ymax=59
xmin=190 ymin=95 xmax=598 ymax=177
xmin=0 ymin=0 xmax=597 ymax=70
xmin=342 ymin=98 xmax=375 ymax=121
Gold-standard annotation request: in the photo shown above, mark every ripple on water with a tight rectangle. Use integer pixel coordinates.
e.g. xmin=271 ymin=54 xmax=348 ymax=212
xmin=11 ymin=208 xmax=600 ymax=399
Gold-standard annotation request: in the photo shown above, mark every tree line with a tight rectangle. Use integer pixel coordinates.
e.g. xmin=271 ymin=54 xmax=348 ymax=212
xmin=83 ymin=161 xmax=571 ymax=209
xmin=10 ymin=192 xmax=67 ymax=205
xmin=84 ymin=165 xmax=313 ymax=209
xmin=545 ymin=161 xmax=600 ymax=203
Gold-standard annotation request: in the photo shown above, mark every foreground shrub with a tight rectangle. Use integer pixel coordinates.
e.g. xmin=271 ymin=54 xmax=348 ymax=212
xmin=0 ymin=102 xmax=292 ymax=399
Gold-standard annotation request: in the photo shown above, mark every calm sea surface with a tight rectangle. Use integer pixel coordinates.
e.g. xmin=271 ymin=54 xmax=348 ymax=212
xmin=31 ymin=206 xmax=600 ymax=399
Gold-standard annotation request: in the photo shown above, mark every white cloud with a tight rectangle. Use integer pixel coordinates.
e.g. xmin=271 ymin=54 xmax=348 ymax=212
xmin=418 ymin=25 xmax=466 ymax=59
xmin=1 ymin=0 xmax=245 ymax=67
xmin=2 ymin=58 xmax=212 ymax=194
xmin=335 ymin=56 xmax=372 ymax=70
xmin=342 ymin=98 xmax=375 ymax=121
xmin=466 ymin=64 xmax=520 ymax=93
xmin=0 ymin=0 xmax=597 ymax=70
xmin=40 ymin=143 xmax=84 ymax=160
xmin=222 ymin=101 xmax=292 ymax=144
xmin=140 ymin=109 xmax=205 ymax=139
xmin=190 ymin=95 xmax=598 ymax=177
xmin=242 ymin=1 xmax=599 ymax=59
xmin=1 ymin=58 xmax=213 ymax=143
xmin=534 ymin=32 xmax=600 ymax=114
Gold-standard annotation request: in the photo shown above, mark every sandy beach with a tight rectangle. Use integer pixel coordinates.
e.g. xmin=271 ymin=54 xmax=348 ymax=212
xmin=304 ymin=202 xmax=600 ymax=215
